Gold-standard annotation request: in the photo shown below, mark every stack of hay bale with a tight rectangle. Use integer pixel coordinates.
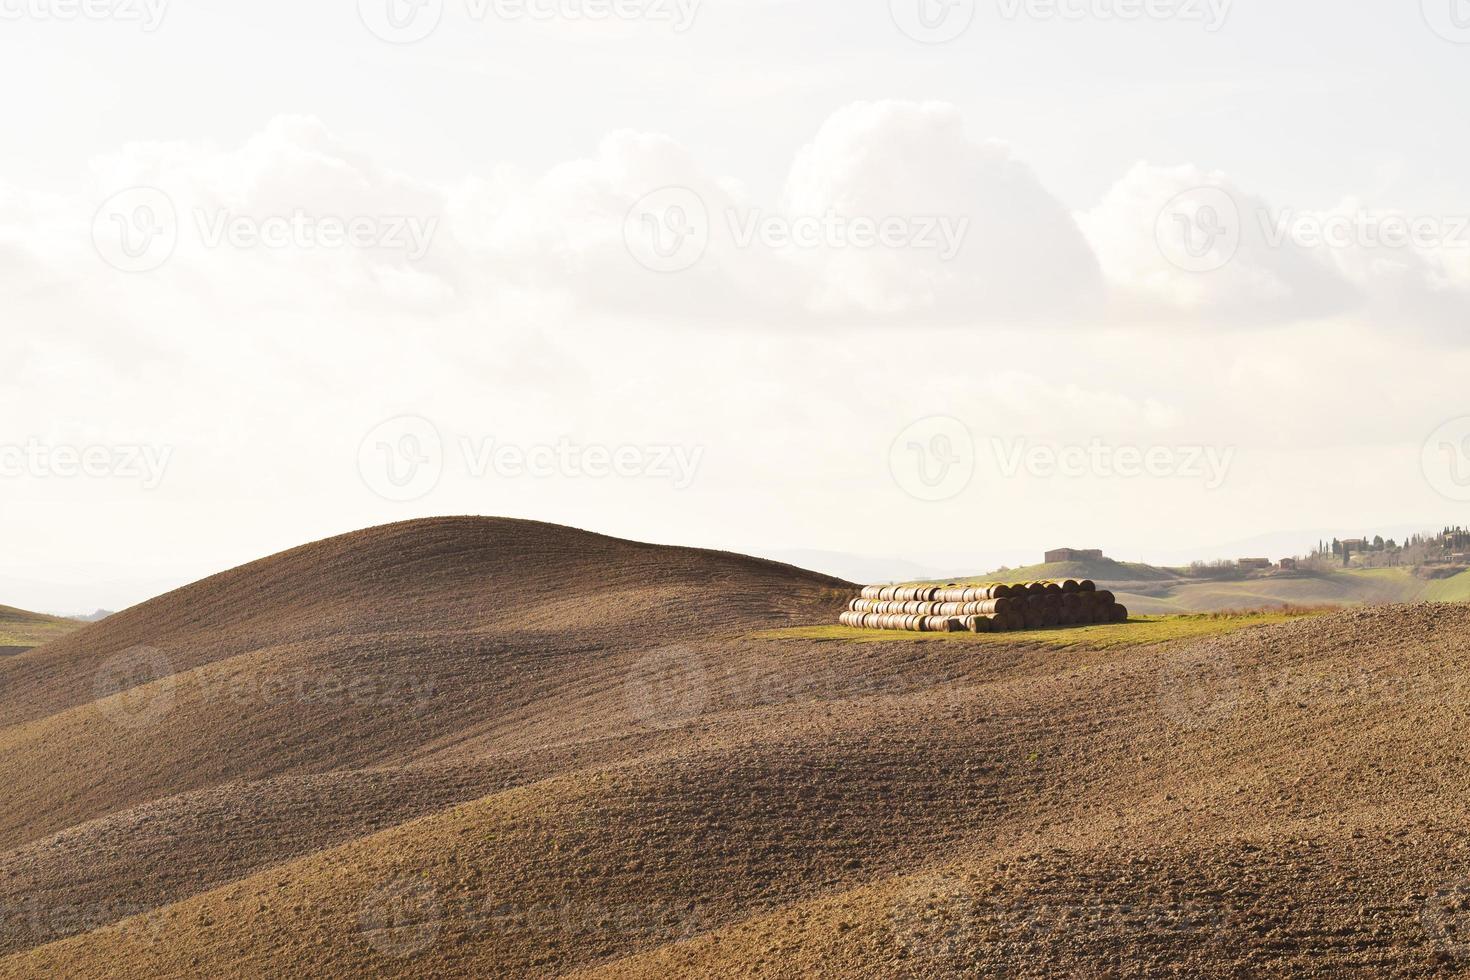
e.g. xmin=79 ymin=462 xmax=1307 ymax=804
xmin=838 ymin=580 xmax=1129 ymax=634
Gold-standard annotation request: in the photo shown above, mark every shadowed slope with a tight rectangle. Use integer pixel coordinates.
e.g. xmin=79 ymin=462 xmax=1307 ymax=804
xmin=0 ymin=518 xmax=847 ymax=956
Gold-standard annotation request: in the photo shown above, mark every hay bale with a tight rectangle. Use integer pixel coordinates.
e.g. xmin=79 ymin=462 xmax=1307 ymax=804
xmin=853 ymin=598 xmax=1016 ymax=617
xmin=931 ymin=586 xmax=1009 ymax=603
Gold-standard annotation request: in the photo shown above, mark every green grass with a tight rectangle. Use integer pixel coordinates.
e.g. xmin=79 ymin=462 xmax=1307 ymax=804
xmin=891 ymin=564 xmax=1470 ymax=616
xmin=1118 ymin=567 xmax=1470 ymax=615
xmin=1420 ymin=568 xmax=1470 ymax=603
xmin=751 ymin=610 xmax=1328 ymax=651
xmin=0 ymin=605 xmax=83 ymax=648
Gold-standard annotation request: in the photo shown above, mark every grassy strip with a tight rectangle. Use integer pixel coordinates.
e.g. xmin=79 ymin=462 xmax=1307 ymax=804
xmin=0 ymin=605 xmax=83 ymax=648
xmin=751 ymin=610 xmax=1331 ymax=651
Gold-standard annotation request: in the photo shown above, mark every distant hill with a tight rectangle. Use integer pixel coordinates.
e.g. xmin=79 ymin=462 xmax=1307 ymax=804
xmin=1115 ymin=566 xmax=1470 ymax=614
xmin=69 ymin=610 xmax=114 ymax=623
xmin=896 ymin=562 xmax=1470 ymax=614
xmin=762 ymin=549 xmax=937 ymax=587
xmin=0 ymin=605 xmax=84 ymax=651
xmin=916 ymin=557 xmax=1178 ymax=585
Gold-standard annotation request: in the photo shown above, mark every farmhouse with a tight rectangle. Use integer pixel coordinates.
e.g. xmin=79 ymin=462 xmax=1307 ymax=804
xmin=1045 ymin=548 xmax=1104 ymax=563
xmin=1238 ymin=558 xmax=1272 ymax=571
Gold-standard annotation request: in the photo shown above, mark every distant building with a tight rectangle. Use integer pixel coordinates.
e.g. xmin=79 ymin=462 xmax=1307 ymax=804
xmin=1278 ymin=558 xmax=1299 ymax=571
xmin=1045 ymin=548 xmax=1104 ymax=563
xmin=1341 ymin=539 xmax=1369 ymax=551
xmin=1238 ymin=558 xmax=1272 ymax=571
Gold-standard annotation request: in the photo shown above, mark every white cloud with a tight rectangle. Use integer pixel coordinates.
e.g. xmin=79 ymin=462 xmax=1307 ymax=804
xmin=1079 ymin=163 xmax=1470 ymax=337
xmin=782 ymin=100 xmax=1104 ymax=322
xmin=1078 ymin=162 xmax=1352 ymax=326
xmin=5 ymin=107 xmax=1470 ymax=613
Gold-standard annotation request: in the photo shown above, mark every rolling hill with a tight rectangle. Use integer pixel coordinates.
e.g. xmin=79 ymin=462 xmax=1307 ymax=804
xmin=3 ymin=518 xmax=1470 ymax=976
xmin=1115 ymin=567 xmax=1470 ymax=615
xmin=911 ymin=560 xmax=1470 ymax=616
xmin=939 ymin=557 xmax=1178 ymax=585
xmin=0 ymin=604 xmax=83 ymax=653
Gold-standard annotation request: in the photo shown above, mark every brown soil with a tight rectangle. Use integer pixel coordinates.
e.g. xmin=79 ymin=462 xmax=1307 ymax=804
xmin=2 ymin=518 xmax=1469 ymax=977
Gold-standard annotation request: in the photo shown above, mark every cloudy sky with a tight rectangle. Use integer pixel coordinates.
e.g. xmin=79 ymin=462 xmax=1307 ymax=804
xmin=4 ymin=0 xmax=1470 ymax=611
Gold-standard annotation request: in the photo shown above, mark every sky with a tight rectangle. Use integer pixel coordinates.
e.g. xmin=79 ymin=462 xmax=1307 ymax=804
xmin=3 ymin=0 xmax=1470 ymax=612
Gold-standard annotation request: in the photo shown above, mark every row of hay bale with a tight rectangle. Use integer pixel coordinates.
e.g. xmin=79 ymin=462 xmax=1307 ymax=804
xmin=860 ymin=580 xmax=1096 ymax=601
xmin=841 ymin=580 xmax=1129 ymax=633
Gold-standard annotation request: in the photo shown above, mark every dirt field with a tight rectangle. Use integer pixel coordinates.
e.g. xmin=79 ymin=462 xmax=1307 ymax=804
xmin=3 ymin=518 xmax=1470 ymax=977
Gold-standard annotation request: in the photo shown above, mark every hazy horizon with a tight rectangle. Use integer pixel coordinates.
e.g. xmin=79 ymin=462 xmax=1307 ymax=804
xmin=7 ymin=514 xmax=1458 ymax=616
